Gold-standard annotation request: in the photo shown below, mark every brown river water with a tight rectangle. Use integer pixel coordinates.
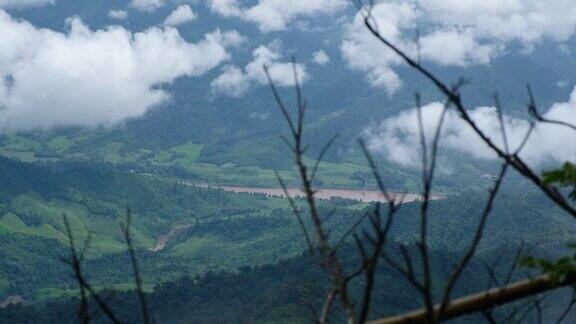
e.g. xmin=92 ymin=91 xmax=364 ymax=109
xmin=195 ymin=184 xmax=444 ymax=203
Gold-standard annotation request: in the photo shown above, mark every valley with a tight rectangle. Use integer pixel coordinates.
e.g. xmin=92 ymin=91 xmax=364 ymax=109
xmin=195 ymin=184 xmax=445 ymax=203
xmin=0 ymin=1 xmax=574 ymax=322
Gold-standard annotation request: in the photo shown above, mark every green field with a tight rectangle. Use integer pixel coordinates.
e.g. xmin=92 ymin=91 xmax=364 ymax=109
xmin=0 ymin=133 xmax=390 ymax=189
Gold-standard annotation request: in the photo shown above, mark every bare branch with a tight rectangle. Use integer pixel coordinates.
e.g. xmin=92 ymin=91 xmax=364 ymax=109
xmin=358 ymin=140 xmax=394 ymax=204
xmin=318 ymin=288 xmax=337 ymax=324
xmin=556 ymin=288 xmax=576 ymax=324
xmin=362 ymin=14 xmax=576 ymax=219
xmin=275 ymin=171 xmax=315 ymax=255
xmin=369 ymin=273 xmax=576 ymax=324
xmin=264 ymin=65 xmax=297 ymax=138
xmin=62 ymin=214 xmax=120 ymax=324
xmin=310 ymin=135 xmax=338 ymax=183
xmin=62 ymin=214 xmax=89 ymax=324
xmin=494 ymin=93 xmax=510 ymax=154
xmin=527 ymin=85 xmax=576 ymax=133
xmin=439 ymin=163 xmax=510 ymax=317
xmin=122 ymin=208 xmax=150 ymax=324
xmin=267 ymin=62 xmax=356 ymax=323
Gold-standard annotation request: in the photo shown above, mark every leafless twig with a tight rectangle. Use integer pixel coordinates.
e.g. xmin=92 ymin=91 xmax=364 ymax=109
xmin=122 ymin=208 xmax=150 ymax=324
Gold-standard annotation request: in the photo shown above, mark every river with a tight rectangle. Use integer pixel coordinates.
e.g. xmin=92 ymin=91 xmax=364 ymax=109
xmin=195 ymin=184 xmax=444 ymax=203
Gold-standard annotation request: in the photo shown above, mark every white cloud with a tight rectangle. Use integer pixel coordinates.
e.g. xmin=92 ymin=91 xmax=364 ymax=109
xmin=312 ymin=49 xmax=330 ymax=65
xmin=164 ymin=5 xmax=197 ymax=27
xmin=217 ymin=29 xmax=245 ymax=47
xmin=211 ymin=43 xmax=307 ymax=97
xmin=130 ymin=0 xmax=165 ymax=12
xmin=108 ymin=9 xmax=129 ymax=21
xmin=208 ymin=0 xmax=348 ymax=32
xmin=243 ymin=0 xmax=348 ymax=32
xmin=364 ymin=88 xmax=576 ymax=168
xmin=0 ymin=0 xmax=55 ymax=8
xmin=211 ymin=65 xmax=249 ymax=97
xmin=341 ymin=2 xmax=417 ymax=95
xmin=209 ymin=0 xmax=242 ymax=17
xmin=342 ymin=0 xmax=576 ymax=93
xmin=0 ymin=11 xmax=240 ymax=131
xmin=420 ymin=0 xmax=576 ymax=43
xmin=419 ymin=30 xmax=497 ymax=66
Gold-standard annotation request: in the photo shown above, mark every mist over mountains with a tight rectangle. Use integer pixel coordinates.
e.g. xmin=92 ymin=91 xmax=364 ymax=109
xmin=0 ymin=1 xmax=575 ymax=323
xmin=0 ymin=0 xmax=574 ymax=171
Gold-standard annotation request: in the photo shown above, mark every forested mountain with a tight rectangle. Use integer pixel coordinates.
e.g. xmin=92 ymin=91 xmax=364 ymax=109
xmin=0 ymin=0 xmax=575 ymax=323
xmin=3 ymin=0 xmax=576 ymax=171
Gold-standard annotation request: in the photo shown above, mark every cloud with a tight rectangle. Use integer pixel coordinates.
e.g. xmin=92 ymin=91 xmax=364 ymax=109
xmin=342 ymin=0 xmax=576 ymax=94
xmin=210 ymin=65 xmax=249 ymax=97
xmin=208 ymin=0 xmax=348 ymax=32
xmin=209 ymin=0 xmax=242 ymax=17
xmin=164 ymin=5 xmax=197 ymax=27
xmin=130 ymin=0 xmax=165 ymax=12
xmin=420 ymin=0 xmax=576 ymax=43
xmin=108 ymin=9 xmax=129 ymax=20
xmin=0 ymin=0 xmax=55 ymax=8
xmin=211 ymin=43 xmax=307 ymax=97
xmin=364 ymin=88 xmax=576 ymax=168
xmin=419 ymin=30 xmax=497 ymax=66
xmin=341 ymin=2 xmax=417 ymax=95
xmin=217 ymin=28 xmax=245 ymax=47
xmin=312 ymin=49 xmax=330 ymax=65
xmin=0 ymin=11 xmax=240 ymax=131
xmin=243 ymin=0 xmax=348 ymax=32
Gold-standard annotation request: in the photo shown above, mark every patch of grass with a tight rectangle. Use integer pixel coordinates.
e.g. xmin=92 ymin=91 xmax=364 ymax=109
xmin=172 ymin=142 xmax=203 ymax=164
xmin=4 ymin=135 xmax=43 ymax=152
xmin=90 ymin=142 xmax=124 ymax=162
xmin=0 ymin=149 xmax=37 ymax=162
xmin=47 ymin=136 xmax=73 ymax=152
xmin=4 ymin=196 xmax=134 ymax=255
xmin=37 ymin=283 xmax=154 ymax=301
xmin=170 ymin=235 xmax=225 ymax=259
xmin=36 ymin=287 xmax=77 ymax=301
xmin=0 ymin=212 xmax=28 ymax=232
xmin=150 ymin=150 xmax=173 ymax=163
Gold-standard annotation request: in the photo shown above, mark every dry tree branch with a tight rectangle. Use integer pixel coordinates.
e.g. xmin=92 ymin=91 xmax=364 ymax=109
xmin=275 ymin=171 xmax=315 ymax=256
xmin=526 ymin=85 xmax=576 ymax=133
xmin=505 ymin=294 xmax=543 ymax=323
xmin=513 ymin=292 xmax=551 ymax=324
xmin=380 ymin=250 xmax=426 ymax=294
xmin=481 ymin=309 xmax=498 ymax=324
xmin=310 ymin=135 xmax=339 ymax=183
xmin=266 ymin=61 xmax=356 ymax=324
xmin=556 ymin=288 xmax=576 ymax=323
xmin=438 ymin=162 xmax=510 ymax=318
xmin=369 ymin=273 xmax=576 ymax=324
xmin=359 ymin=140 xmax=393 ymax=203
xmin=494 ymin=94 xmax=510 ymax=154
xmin=354 ymin=3 xmax=576 ymax=322
xmin=361 ymin=12 xmax=576 ymax=219
xmin=62 ymin=214 xmax=120 ymax=324
xmin=399 ymin=245 xmax=416 ymax=285
xmin=62 ymin=214 xmax=90 ymax=324
xmin=414 ymin=93 xmax=434 ymax=322
xmin=267 ymin=56 xmax=408 ymax=323
xmin=319 ymin=288 xmax=337 ymax=324
xmin=122 ymin=208 xmax=150 ymax=324
xmin=358 ymin=204 xmax=397 ymax=323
